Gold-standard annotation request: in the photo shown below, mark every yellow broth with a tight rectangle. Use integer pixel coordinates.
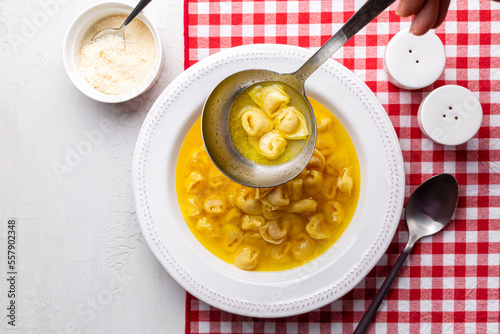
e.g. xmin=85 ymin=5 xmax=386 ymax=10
xmin=176 ymin=98 xmax=360 ymax=271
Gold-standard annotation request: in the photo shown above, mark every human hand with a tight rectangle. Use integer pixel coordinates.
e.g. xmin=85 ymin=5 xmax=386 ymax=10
xmin=397 ymin=0 xmax=451 ymax=36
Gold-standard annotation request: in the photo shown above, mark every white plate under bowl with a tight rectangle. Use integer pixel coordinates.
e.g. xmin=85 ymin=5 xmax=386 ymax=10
xmin=132 ymin=44 xmax=405 ymax=317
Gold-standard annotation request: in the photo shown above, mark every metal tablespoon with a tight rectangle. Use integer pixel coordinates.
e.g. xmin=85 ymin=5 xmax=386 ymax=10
xmin=91 ymin=0 xmax=152 ymax=41
xmin=354 ymin=174 xmax=459 ymax=333
xmin=202 ymin=0 xmax=397 ymax=188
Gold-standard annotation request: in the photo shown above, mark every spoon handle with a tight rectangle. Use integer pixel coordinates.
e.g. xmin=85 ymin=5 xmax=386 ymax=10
xmin=293 ymin=0 xmax=396 ymax=81
xmin=353 ymin=240 xmax=414 ymax=334
xmin=123 ymin=0 xmax=153 ymax=27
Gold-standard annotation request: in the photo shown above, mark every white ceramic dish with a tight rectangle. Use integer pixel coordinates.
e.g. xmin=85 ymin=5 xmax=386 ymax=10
xmin=63 ymin=2 xmax=163 ymax=103
xmin=132 ymin=44 xmax=405 ymax=317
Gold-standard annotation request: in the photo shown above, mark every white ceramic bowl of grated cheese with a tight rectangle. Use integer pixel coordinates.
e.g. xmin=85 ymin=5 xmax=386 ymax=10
xmin=63 ymin=2 xmax=163 ymax=103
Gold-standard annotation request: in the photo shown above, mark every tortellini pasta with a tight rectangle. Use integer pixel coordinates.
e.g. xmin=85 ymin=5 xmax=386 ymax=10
xmin=176 ymin=98 xmax=360 ymax=271
xmin=224 ymin=207 xmax=241 ymax=224
xmin=241 ymin=215 xmax=265 ymax=231
xmin=303 ymin=170 xmax=324 ymax=197
xmin=281 ymin=213 xmax=306 ymax=236
xmin=337 ymin=167 xmax=354 ymax=197
xmin=186 ymin=198 xmax=200 ymax=217
xmin=316 ymin=135 xmax=336 ymax=158
xmin=287 ymin=199 xmax=317 ymax=214
xmin=326 ymin=152 xmax=350 ymax=177
xmin=222 ymin=224 xmax=243 ymax=252
xmin=204 ymin=198 xmax=226 ymax=215
xmin=269 ymin=242 xmax=291 ymax=261
xmin=259 ymin=220 xmax=287 ymax=244
xmin=229 ymin=82 xmax=311 ymax=162
xmin=306 ymin=214 xmax=330 ymax=240
xmin=287 ymin=179 xmax=303 ymax=201
xmin=196 ymin=218 xmax=219 ymax=238
xmin=241 ymin=107 xmax=273 ymax=137
xmin=262 ymin=186 xmax=290 ymax=208
xmin=189 ymin=147 xmax=210 ymax=166
xmin=249 ymin=84 xmax=290 ymax=117
xmin=325 ymin=201 xmax=343 ymax=224
xmin=186 ymin=171 xmax=203 ymax=193
xmin=262 ymin=203 xmax=284 ymax=220
xmin=255 ymin=187 xmax=273 ymax=199
xmin=307 ymin=149 xmax=326 ymax=172
xmin=321 ymin=177 xmax=338 ymax=200
xmin=209 ymin=168 xmax=227 ymax=188
xmin=317 ymin=117 xmax=334 ymax=132
xmin=236 ymin=188 xmax=262 ymax=215
xmin=259 ymin=131 xmax=287 ymax=159
xmin=290 ymin=233 xmax=316 ymax=261
xmin=274 ymin=106 xmax=309 ymax=139
xmin=234 ymin=247 xmax=259 ymax=270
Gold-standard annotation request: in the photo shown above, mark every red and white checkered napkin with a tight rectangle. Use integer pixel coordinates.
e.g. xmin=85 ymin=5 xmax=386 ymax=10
xmin=184 ymin=0 xmax=500 ymax=332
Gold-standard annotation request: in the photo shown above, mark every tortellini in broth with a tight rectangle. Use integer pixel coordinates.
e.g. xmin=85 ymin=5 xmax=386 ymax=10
xmin=275 ymin=106 xmax=309 ymax=139
xmin=176 ymin=98 xmax=360 ymax=271
xmin=241 ymin=107 xmax=273 ymax=137
xmin=249 ymin=84 xmax=290 ymax=117
xmin=259 ymin=131 xmax=288 ymax=159
xmin=229 ymin=82 xmax=311 ymax=164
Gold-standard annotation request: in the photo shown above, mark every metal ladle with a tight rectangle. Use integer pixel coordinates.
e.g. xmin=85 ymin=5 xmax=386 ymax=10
xmin=91 ymin=0 xmax=152 ymax=41
xmin=202 ymin=0 xmax=396 ymax=188
xmin=354 ymin=173 xmax=459 ymax=333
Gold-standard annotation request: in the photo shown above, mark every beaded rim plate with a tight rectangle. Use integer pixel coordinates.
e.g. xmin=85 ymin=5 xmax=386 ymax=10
xmin=132 ymin=44 xmax=405 ymax=317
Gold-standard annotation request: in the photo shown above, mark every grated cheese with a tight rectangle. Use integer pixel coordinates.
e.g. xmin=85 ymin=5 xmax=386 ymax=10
xmin=79 ymin=15 xmax=157 ymax=96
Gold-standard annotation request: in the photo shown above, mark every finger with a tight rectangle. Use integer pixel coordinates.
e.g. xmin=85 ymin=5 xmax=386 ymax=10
xmin=410 ymin=0 xmax=440 ymax=35
xmin=396 ymin=0 xmax=426 ymax=17
xmin=432 ymin=0 xmax=451 ymax=29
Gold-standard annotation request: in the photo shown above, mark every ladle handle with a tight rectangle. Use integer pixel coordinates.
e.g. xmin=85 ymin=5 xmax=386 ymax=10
xmin=353 ymin=239 xmax=415 ymax=334
xmin=123 ymin=0 xmax=153 ymax=27
xmin=293 ymin=0 xmax=396 ymax=81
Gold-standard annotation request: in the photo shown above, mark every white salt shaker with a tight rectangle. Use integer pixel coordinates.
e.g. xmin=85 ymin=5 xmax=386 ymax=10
xmin=384 ymin=29 xmax=446 ymax=90
xmin=418 ymin=85 xmax=483 ymax=146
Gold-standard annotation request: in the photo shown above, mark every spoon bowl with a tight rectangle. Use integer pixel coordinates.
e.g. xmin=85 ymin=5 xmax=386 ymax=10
xmin=202 ymin=0 xmax=397 ymax=187
xmin=92 ymin=25 xmax=125 ymax=41
xmin=405 ymin=173 xmax=460 ymax=241
xmin=91 ymin=0 xmax=152 ymax=41
xmin=354 ymin=174 xmax=459 ymax=333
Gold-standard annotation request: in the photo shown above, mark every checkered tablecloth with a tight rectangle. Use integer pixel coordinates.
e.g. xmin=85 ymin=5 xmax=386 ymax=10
xmin=183 ymin=0 xmax=500 ymax=332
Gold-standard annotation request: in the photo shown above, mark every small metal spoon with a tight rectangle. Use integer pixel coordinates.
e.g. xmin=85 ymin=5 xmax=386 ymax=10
xmin=354 ymin=174 xmax=459 ymax=333
xmin=202 ymin=0 xmax=396 ymax=188
xmin=91 ymin=0 xmax=152 ymax=41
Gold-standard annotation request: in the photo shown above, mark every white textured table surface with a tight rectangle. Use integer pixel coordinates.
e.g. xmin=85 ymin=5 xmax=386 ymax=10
xmin=0 ymin=0 xmax=186 ymax=332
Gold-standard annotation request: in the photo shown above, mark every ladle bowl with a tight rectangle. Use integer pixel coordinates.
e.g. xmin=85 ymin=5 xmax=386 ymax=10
xmin=202 ymin=0 xmax=397 ymax=188
xmin=201 ymin=70 xmax=316 ymax=188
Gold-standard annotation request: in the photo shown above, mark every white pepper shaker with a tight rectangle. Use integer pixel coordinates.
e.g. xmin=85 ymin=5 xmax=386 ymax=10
xmin=384 ymin=29 xmax=446 ymax=90
xmin=417 ymin=85 xmax=483 ymax=146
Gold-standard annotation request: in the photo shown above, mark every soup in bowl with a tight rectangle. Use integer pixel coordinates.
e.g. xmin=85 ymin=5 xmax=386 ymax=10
xmin=176 ymin=98 xmax=360 ymax=271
